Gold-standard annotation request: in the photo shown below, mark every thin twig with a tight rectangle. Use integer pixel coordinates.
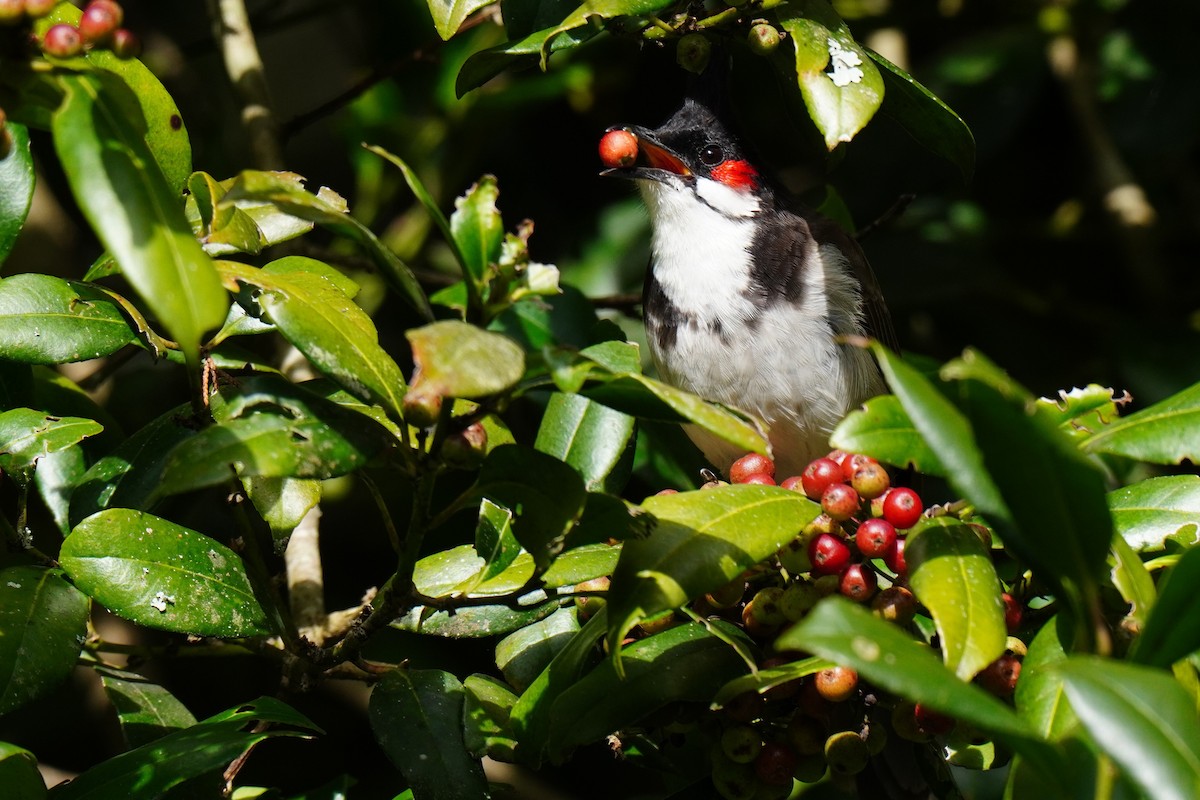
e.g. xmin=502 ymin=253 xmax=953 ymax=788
xmin=207 ymin=0 xmax=285 ymax=170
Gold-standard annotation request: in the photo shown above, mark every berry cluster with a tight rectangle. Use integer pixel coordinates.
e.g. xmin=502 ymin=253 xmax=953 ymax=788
xmin=0 ymin=1 xmax=140 ymax=59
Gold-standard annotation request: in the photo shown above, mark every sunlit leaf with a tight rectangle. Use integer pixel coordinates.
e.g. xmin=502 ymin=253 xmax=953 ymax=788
xmin=1083 ymin=380 xmax=1200 ymax=464
xmin=1130 ymin=546 xmax=1200 ymax=669
xmin=830 ymin=393 xmax=946 ymax=475
xmin=94 ymin=664 xmax=198 ymax=748
xmin=1109 ymin=475 xmax=1200 ymax=552
xmin=0 ymin=121 xmax=34 ymax=267
xmin=0 ymin=274 xmax=135 ymax=364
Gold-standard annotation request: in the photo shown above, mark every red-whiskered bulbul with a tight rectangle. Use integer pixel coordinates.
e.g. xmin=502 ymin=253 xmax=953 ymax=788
xmin=602 ymin=96 xmax=895 ymax=479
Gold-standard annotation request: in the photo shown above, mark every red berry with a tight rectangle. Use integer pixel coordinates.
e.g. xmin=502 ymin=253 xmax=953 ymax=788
xmin=913 ymin=703 xmax=955 ymax=736
xmin=599 ymin=129 xmax=638 ymax=169
xmin=25 ymin=0 xmax=57 ymax=18
xmin=0 ymin=0 xmax=22 ymax=25
xmin=110 ymin=27 xmax=141 ymax=59
xmin=729 ymin=452 xmax=775 ymax=483
xmin=840 ymin=453 xmax=876 ymax=482
xmin=814 ymin=665 xmax=858 ymax=702
xmin=883 ymin=537 xmax=907 ymax=575
xmin=821 ymin=482 xmax=860 ymax=521
xmin=808 ymin=532 xmax=851 ymax=576
xmin=851 ymin=461 xmax=891 ymax=499
xmin=855 ymin=517 xmax=897 ymax=558
xmin=839 ymin=563 xmax=878 ymax=602
xmin=753 ymin=741 xmax=799 ymax=786
xmin=738 ymin=472 xmax=776 ymax=486
xmin=800 ymin=457 xmax=842 ymax=500
xmin=78 ymin=0 xmax=122 ymax=46
xmin=1002 ymin=592 xmax=1023 ymax=633
xmin=882 ymin=486 xmax=923 ymax=529
xmin=42 ymin=23 xmax=82 ymax=57
xmin=779 ymin=475 xmax=804 ymax=492
xmin=977 ymin=653 xmax=1022 ymax=698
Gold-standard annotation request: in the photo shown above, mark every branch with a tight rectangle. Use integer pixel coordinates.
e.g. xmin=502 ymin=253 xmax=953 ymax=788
xmin=207 ymin=0 xmax=285 ymax=170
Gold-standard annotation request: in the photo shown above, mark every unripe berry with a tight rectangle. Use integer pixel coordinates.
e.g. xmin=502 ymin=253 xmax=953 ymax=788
xmin=820 ymin=482 xmax=859 ymax=521
xmin=676 ymin=33 xmax=711 ymax=74
xmin=25 ymin=0 xmax=57 ymax=18
xmin=792 ymin=752 xmax=827 ymax=783
xmin=800 ymin=457 xmax=842 ymax=500
xmin=706 ymin=578 xmax=746 ymax=609
xmin=746 ymin=586 xmax=786 ymax=627
xmin=729 ymin=452 xmax=774 ymax=483
xmin=872 ymin=585 xmax=916 ymax=625
xmin=882 ymin=486 xmax=923 ymax=529
xmin=711 ymin=758 xmax=756 ymax=800
xmin=441 ymin=421 xmax=487 ymax=468
xmin=855 ymin=517 xmax=897 ymax=558
xmin=41 ymin=23 xmax=82 ymax=57
xmin=803 ymin=513 xmax=842 ymax=538
xmin=839 ymin=453 xmax=875 ymax=482
xmin=753 ymin=741 xmax=798 ymax=787
xmin=862 ymin=718 xmax=888 ymax=755
xmin=747 ymin=22 xmax=781 ymax=56
xmin=883 ymin=537 xmax=907 ymax=575
xmin=814 ymin=665 xmax=858 ymax=702
xmin=851 ymin=461 xmax=891 ymax=499
xmin=913 ymin=703 xmax=955 ymax=736
xmin=110 ymin=27 xmax=141 ymax=59
xmin=78 ymin=0 xmax=123 ymax=46
xmin=824 ymin=730 xmax=869 ymax=776
xmin=808 ymin=532 xmax=851 ymax=576
xmin=0 ymin=0 xmax=23 ymax=24
xmin=779 ymin=580 xmax=819 ymax=621
xmin=976 ymin=652 xmax=1022 ymax=698
xmin=598 ymin=129 xmax=637 ymax=169
xmin=721 ymin=724 xmax=763 ymax=764
xmin=403 ymin=389 xmax=443 ymax=429
xmin=890 ymin=702 xmax=931 ymax=742
xmin=1005 ymin=635 xmax=1028 ymax=659
xmin=777 ymin=532 xmax=814 ymax=574
xmin=779 ymin=474 xmax=804 ymax=492
xmin=572 ymin=576 xmax=608 ymax=620
xmin=786 ymin=715 xmax=825 ymax=756
xmin=838 ymin=563 xmax=877 ymax=603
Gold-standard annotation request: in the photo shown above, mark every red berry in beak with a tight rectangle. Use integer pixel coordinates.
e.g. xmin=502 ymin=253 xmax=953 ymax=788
xmin=599 ymin=129 xmax=638 ymax=169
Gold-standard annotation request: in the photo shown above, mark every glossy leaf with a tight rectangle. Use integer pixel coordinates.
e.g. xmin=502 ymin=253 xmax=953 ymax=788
xmin=496 ymin=606 xmax=581 ymax=693
xmin=1059 ymin=657 xmax=1200 ymax=800
xmin=777 ymin=597 xmax=1064 ymax=782
xmin=545 ymin=622 xmax=747 ymax=761
xmin=1083 ymin=380 xmax=1200 ymax=464
xmin=244 ymin=477 xmax=322 ymax=545
xmin=1111 ymin=532 xmax=1156 ymax=631
xmin=61 ymin=509 xmax=272 ymax=637
xmin=368 ymin=669 xmax=488 ymax=800
xmin=34 ymin=446 xmax=88 ymax=536
xmin=1035 ymin=385 xmax=1129 ymax=441
xmin=830 ymin=393 xmax=946 ymax=475
xmin=0 ymin=408 xmax=103 ymax=482
xmin=390 ymin=600 xmax=557 ymax=638
xmin=94 ymin=664 xmax=198 ymax=748
xmin=462 ymin=674 xmax=518 ymax=760
xmin=456 ymin=26 xmax=595 ymax=96
xmin=52 ymin=697 xmax=318 ymax=800
xmin=867 ymin=48 xmax=974 ymax=181
xmin=467 ymin=498 xmax=520 ymax=589
xmin=605 ymin=485 xmax=818 ymax=671
xmin=0 ymin=121 xmax=34 ymax=267
xmin=0 ymin=565 xmax=90 ymax=715
xmin=907 ymin=517 xmax=1006 ymax=681
xmin=0 ymin=742 xmax=45 ymax=800
xmin=0 ymin=274 xmax=136 ymax=364
xmin=450 ymin=175 xmax=502 ymax=285
xmin=779 ymin=0 xmax=884 ymax=150
xmin=219 ymin=259 xmax=408 ymax=419
xmin=220 ymin=171 xmax=431 ymax=320
xmin=468 ymin=543 xmax=620 ymax=596
xmin=713 ymin=656 xmax=831 ymax=707
xmin=1014 ymin=617 xmax=1077 ymax=740
xmin=52 ymin=74 xmax=227 ymax=363
xmin=427 ymin=0 xmax=497 ymax=38
xmin=406 ymin=320 xmax=525 ymax=399
xmin=539 ymin=0 xmax=674 ymax=68
xmin=1130 ymin=546 xmax=1200 ymax=669
xmin=535 ymin=392 xmax=635 ymax=492
xmin=1109 ymin=475 xmax=1200 ymax=552
xmin=474 ymin=445 xmax=587 ymax=571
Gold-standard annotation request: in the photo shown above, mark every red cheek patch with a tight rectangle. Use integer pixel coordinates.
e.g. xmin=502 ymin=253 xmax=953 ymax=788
xmin=711 ymin=159 xmax=759 ymax=191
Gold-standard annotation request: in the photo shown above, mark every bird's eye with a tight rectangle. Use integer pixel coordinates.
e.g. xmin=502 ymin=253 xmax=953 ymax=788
xmin=699 ymin=144 xmax=724 ymax=167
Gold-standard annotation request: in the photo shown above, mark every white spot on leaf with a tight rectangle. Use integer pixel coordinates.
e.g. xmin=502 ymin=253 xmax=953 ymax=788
xmin=150 ymin=591 xmax=176 ymax=613
xmin=827 ymin=38 xmax=865 ymax=87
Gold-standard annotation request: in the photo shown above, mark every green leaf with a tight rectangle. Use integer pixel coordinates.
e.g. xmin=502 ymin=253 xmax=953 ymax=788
xmin=830 ymin=393 xmax=946 ymax=475
xmin=0 ymin=565 xmax=90 ymax=715
xmin=538 ymin=0 xmax=675 ymax=67
xmin=1014 ymin=617 xmax=1077 ymax=740
xmin=545 ymin=622 xmax=748 ymax=762
xmin=52 ymin=74 xmax=227 ymax=364
xmin=219 ymin=259 xmax=408 ymax=419
xmin=1035 ymin=385 xmax=1129 ymax=442
xmin=390 ymin=601 xmax=558 ymax=638
xmin=866 ymin=48 xmax=974 ymax=181
xmin=779 ymin=0 xmax=884 ymax=150
xmin=0 ymin=408 xmax=103 ymax=482
xmin=467 ymin=498 xmax=521 ymax=589
xmin=535 ymin=392 xmax=635 ymax=492
xmin=94 ymin=664 xmax=199 ymax=748
xmin=35 ymin=447 xmax=89 ymax=536
xmin=450 ymin=175 xmax=503 ymax=285
xmin=777 ymin=597 xmax=1064 ymax=783
xmin=427 ymin=0 xmax=497 ymax=38
xmin=496 ymin=606 xmax=581 ymax=693
xmin=605 ymin=485 xmax=818 ymax=672
xmin=1058 ymin=657 xmax=1200 ymax=800
xmin=1109 ymin=475 xmax=1200 ymax=552
xmin=406 ymin=320 xmax=525 ymax=399
xmin=906 ymin=517 xmax=1006 ymax=681
xmin=368 ymin=669 xmax=489 ymax=800
xmin=221 ymin=171 xmax=431 ymax=321
xmin=1130 ymin=546 xmax=1200 ymax=669
xmin=462 ymin=674 xmax=518 ymax=760
xmin=0 ymin=274 xmax=136 ymax=364
xmin=456 ymin=26 xmax=596 ymax=97
xmin=61 ymin=508 xmax=272 ymax=637
xmin=713 ymin=655 xmax=831 ymax=707
xmin=1083 ymin=380 xmax=1200 ymax=464
xmin=51 ymin=697 xmax=318 ymax=800
xmin=0 ymin=741 xmax=46 ymax=800
xmin=0 ymin=122 xmax=34 ymax=267
xmin=1110 ymin=532 xmax=1156 ymax=630
xmin=474 ymin=445 xmax=587 ymax=571
xmin=243 ymin=477 xmax=322 ymax=546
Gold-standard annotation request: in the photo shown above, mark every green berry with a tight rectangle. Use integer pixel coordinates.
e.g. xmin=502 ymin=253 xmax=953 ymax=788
xmin=779 ymin=580 xmax=819 ymax=621
xmin=785 ymin=715 xmax=825 ymax=756
xmin=824 ymin=730 xmax=869 ymax=776
xmin=747 ymin=22 xmax=781 ymax=56
xmin=676 ymin=33 xmax=711 ymax=74
xmin=721 ymin=724 xmax=763 ymax=764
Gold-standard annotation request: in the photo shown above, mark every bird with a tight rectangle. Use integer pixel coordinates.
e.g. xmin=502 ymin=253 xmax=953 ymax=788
xmin=600 ymin=94 xmax=895 ymax=480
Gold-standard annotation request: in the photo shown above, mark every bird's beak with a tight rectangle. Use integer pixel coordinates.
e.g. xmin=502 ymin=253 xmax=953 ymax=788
xmin=600 ymin=126 xmax=691 ymax=181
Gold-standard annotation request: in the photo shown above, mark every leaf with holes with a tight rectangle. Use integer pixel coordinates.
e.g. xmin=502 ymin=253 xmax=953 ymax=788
xmin=0 ymin=274 xmax=136 ymax=364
